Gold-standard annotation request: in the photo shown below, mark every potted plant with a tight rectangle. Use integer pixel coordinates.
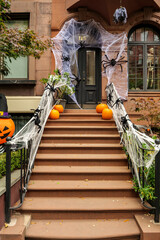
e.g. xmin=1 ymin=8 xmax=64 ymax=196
xmin=40 ymin=69 xmax=75 ymax=108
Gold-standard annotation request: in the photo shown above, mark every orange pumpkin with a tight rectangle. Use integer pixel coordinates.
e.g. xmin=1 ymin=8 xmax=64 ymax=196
xmin=102 ymin=108 xmax=113 ymax=120
xmin=96 ymin=103 xmax=108 ymax=113
xmin=0 ymin=118 xmax=15 ymax=144
xmin=54 ymin=104 xmax=64 ymax=113
xmin=49 ymin=109 xmax=60 ymax=120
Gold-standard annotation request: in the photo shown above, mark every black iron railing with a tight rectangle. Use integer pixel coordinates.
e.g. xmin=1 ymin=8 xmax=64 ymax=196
xmin=154 ymin=144 xmax=160 ymax=222
xmin=106 ymin=83 xmax=160 ymax=223
xmin=5 ymin=138 xmax=32 ymax=223
xmin=4 ymin=83 xmax=57 ymax=223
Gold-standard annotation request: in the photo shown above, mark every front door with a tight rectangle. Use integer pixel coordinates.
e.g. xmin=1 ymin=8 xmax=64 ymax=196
xmin=76 ymin=48 xmax=101 ymax=108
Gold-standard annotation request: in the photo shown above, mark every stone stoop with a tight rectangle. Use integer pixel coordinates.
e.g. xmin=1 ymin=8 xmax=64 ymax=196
xmin=1 ymin=109 xmax=154 ymax=240
xmin=0 ymin=214 xmax=31 ymax=240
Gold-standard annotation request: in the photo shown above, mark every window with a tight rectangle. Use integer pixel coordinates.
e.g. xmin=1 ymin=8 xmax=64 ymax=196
xmin=128 ymin=25 xmax=160 ymax=91
xmin=3 ymin=14 xmax=29 ymax=80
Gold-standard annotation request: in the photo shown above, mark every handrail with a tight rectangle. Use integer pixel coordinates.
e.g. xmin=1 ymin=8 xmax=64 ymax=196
xmin=4 ymin=84 xmax=57 ymax=223
xmin=105 ymin=83 xmax=160 ymax=223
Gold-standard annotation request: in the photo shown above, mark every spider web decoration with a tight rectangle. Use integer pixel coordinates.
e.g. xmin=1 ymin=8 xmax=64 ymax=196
xmin=106 ymin=83 xmax=160 ymax=189
xmin=51 ymin=18 xmax=128 ymax=101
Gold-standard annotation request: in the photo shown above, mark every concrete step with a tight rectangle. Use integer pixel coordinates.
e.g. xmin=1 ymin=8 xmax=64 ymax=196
xmin=18 ymin=197 xmax=145 ymax=220
xmin=37 ymin=143 xmax=124 ymax=154
xmin=31 ymin=166 xmax=131 ymax=180
xmin=46 ymin=119 xmax=116 ymax=126
xmin=26 ymin=180 xmax=137 ymax=198
xmin=35 ymin=153 xmax=128 ymax=166
xmin=25 ymin=218 xmax=140 ymax=240
xmin=43 ymin=126 xmax=118 ymax=134
xmin=58 ymin=113 xmax=104 ymax=120
xmin=64 ymin=109 xmax=97 ymax=113
xmin=41 ymin=134 xmax=120 ymax=144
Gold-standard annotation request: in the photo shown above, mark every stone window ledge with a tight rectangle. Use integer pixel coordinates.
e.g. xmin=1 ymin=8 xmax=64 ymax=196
xmin=0 ymin=80 xmax=36 ymax=85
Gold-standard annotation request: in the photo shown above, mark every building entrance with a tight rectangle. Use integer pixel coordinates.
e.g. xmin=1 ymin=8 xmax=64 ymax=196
xmin=75 ymin=47 xmax=101 ymax=108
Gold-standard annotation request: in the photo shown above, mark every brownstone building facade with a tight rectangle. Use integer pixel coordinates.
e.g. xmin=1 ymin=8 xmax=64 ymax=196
xmin=1 ymin=0 xmax=160 ymax=114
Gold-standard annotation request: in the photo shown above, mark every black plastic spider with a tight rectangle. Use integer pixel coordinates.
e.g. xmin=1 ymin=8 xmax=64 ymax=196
xmin=112 ymin=97 xmax=123 ymax=108
xmin=70 ymin=74 xmax=81 ymax=87
xmin=79 ymin=40 xmax=86 ymax=48
xmin=106 ymin=89 xmax=114 ymax=106
xmin=102 ymin=53 xmax=128 ymax=72
xmin=31 ymin=107 xmax=43 ymax=133
xmin=121 ymin=114 xmax=131 ymax=132
xmin=61 ymin=54 xmax=70 ymax=62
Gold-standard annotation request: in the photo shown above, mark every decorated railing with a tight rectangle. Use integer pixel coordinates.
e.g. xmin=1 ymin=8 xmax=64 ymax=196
xmin=4 ymin=84 xmax=57 ymax=223
xmin=106 ymin=83 xmax=160 ymax=223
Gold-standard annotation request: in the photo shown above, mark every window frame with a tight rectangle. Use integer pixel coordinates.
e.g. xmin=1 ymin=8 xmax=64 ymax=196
xmin=2 ymin=13 xmax=30 ymax=81
xmin=128 ymin=24 xmax=160 ymax=92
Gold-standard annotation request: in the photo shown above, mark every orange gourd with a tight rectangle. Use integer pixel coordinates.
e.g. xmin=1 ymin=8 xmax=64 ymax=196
xmin=54 ymin=104 xmax=64 ymax=113
xmin=0 ymin=118 xmax=15 ymax=144
xmin=49 ymin=109 xmax=60 ymax=119
xmin=102 ymin=108 xmax=113 ymax=120
xmin=96 ymin=103 xmax=108 ymax=113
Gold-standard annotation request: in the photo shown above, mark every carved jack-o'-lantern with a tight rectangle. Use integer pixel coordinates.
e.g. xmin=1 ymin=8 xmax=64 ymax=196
xmin=0 ymin=118 xmax=15 ymax=144
xmin=0 ymin=93 xmax=15 ymax=145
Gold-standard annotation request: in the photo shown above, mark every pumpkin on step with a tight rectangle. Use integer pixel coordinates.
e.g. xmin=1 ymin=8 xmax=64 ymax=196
xmin=96 ymin=103 xmax=108 ymax=113
xmin=102 ymin=108 xmax=113 ymax=120
xmin=54 ymin=104 xmax=64 ymax=113
xmin=49 ymin=109 xmax=60 ymax=120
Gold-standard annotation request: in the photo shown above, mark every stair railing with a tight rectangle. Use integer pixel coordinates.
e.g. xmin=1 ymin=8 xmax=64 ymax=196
xmin=4 ymin=84 xmax=57 ymax=223
xmin=105 ymin=83 xmax=160 ymax=223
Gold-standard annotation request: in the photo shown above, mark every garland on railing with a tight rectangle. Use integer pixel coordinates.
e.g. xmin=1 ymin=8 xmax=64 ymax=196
xmin=5 ymin=80 xmax=67 ymax=205
xmin=105 ymin=83 xmax=160 ymax=190
xmin=4 ymin=77 xmax=71 ymax=223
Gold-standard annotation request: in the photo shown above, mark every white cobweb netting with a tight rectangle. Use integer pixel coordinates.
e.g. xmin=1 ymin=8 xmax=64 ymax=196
xmin=51 ymin=18 xmax=128 ymax=103
xmin=9 ymin=80 xmax=67 ymax=172
xmin=106 ymin=83 xmax=160 ymax=187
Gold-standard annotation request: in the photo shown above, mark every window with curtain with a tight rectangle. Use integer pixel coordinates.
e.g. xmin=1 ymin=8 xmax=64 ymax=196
xmin=3 ymin=16 xmax=29 ymax=80
xmin=128 ymin=25 xmax=160 ymax=91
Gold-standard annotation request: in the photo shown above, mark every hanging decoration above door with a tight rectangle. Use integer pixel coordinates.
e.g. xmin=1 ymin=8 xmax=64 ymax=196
xmin=113 ymin=0 xmax=128 ymax=24
xmin=51 ymin=18 xmax=128 ymax=102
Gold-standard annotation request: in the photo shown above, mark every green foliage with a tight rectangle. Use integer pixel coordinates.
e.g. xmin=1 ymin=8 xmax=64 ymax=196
xmin=132 ymin=169 xmax=156 ymax=201
xmin=40 ymin=69 xmax=75 ymax=99
xmin=130 ymin=97 xmax=160 ymax=136
xmin=0 ymin=0 xmax=51 ymax=75
xmin=126 ymin=147 xmax=156 ymax=201
xmin=0 ymin=150 xmax=22 ymax=179
xmin=123 ymin=141 xmax=157 ymax=201
xmin=0 ymin=0 xmax=10 ymax=28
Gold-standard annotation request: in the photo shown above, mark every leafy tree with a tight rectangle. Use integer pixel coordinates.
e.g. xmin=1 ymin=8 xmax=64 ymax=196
xmin=130 ymin=97 xmax=160 ymax=136
xmin=0 ymin=0 xmax=50 ymax=76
